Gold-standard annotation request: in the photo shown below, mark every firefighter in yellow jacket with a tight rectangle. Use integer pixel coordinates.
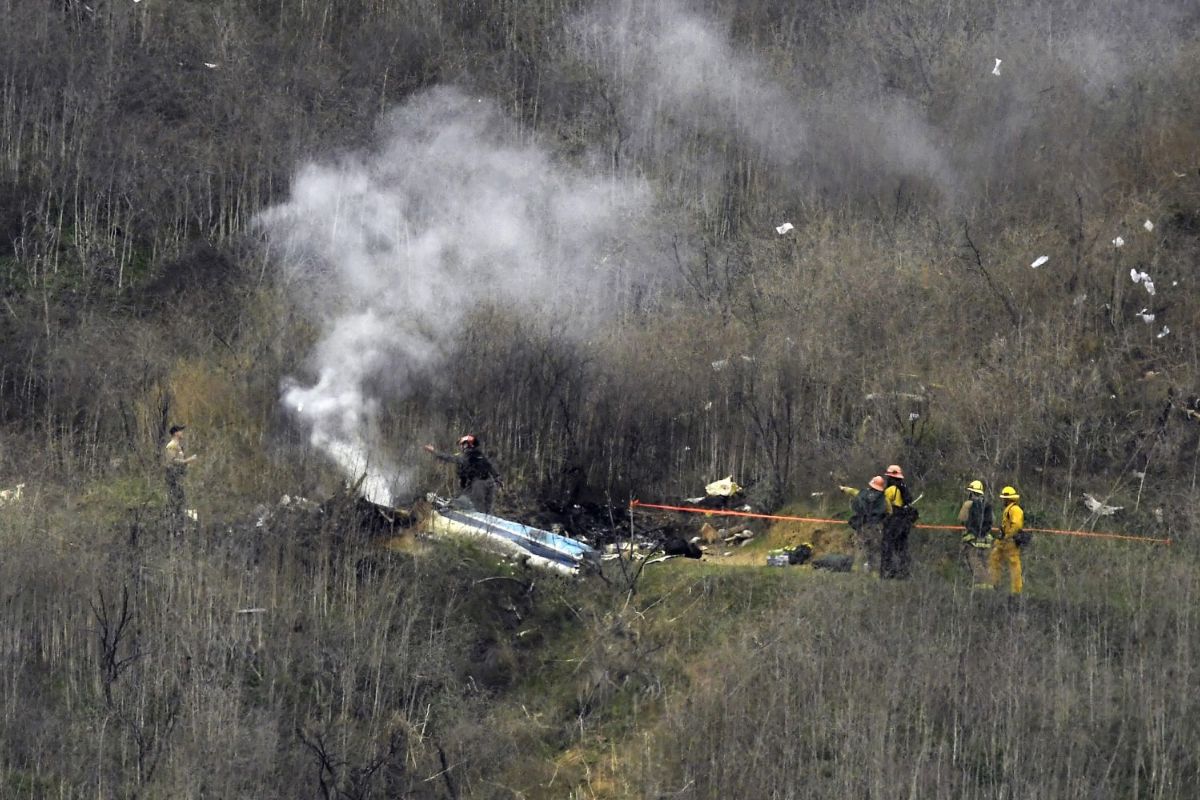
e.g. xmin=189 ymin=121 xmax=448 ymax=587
xmin=989 ymin=485 xmax=1028 ymax=594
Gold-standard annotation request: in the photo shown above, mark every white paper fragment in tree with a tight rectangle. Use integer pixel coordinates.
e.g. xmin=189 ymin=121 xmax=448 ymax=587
xmin=703 ymin=401 xmax=713 ymax=411
xmin=1153 ymin=508 xmax=1164 ymax=523
xmin=1112 ymin=236 xmax=1125 ymax=247
xmin=1132 ymin=471 xmax=1146 ymax=479
xmin=1030 ymin=255 xmax=1049 ymax=268
xmin=740 ymin=355 xmax=755 ymax=362
xmin=908 ymin=412 xmax=921 ymax=421
xmin=1144 ymin=219 xmax=1154 ymax=232
xmin=775 ymin=222 xmax=794 ymax=235
xmin=1072 ymin=293 xmax=1087 ymax=307
xmin=1157 ymin=326 xmax=1170 ymax=339
xmin=1130 ymin=269 xmax=1156 ymax=295
xmin=1083 ymin=493 xmax=1123 ymax=515
xmin=1172 ymin=281 xmax=1178 ymax=287
xmin=1174 ymin=171 xmax=1187 ymax=178
xmin=711 ymin=359 xmax=728 ymax=371
xmin=1137 ymin=309 xmax=1155 ymax=323
xmin=992 ymin=58 xmax=1002 ymax=76
xmin=204 ymin=63 xmax=218 ymax=69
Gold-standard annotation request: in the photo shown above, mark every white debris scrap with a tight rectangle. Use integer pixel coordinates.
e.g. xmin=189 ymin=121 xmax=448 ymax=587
xmin=711 ymin=359 xmax=728 ymax=371
xmin=1072 ymin=293 xmax=1087 ymax=307
xmin=1112 ymin=236 xmax=1124 ymax=247
xmin=1082 ymin=493 xmax=1123 ymax=516
xmin=1130 ymin=269 xmax=1156 ymax=295
xmin=0 ymin=483 xmax=25 ymax=508
xmin=1132 ymin=471 xmax=1146 ymax=480
xmin=204 ymin=63 xmax=218 ymax=69
xmin=1137 ymin=308 xmax=1155 ymax=323
xmin=992 ymin=58 xmax=1002 ymax=76
xmin=1157 ymin=326 xmax=1170 ymax=339
xmin=775 ymin=222 xmax=794 ymax=235
xmin=908 ymin=412 xmax=921 ymax=421
xmin=1143 ymin=220 xmax=1154 ymax=232
xmin=1030 ymin=255 xmax=1049 ymax=268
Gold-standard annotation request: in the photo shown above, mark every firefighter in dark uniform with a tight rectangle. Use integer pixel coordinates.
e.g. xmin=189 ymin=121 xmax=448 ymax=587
xmin=423 ymin=434 xmax=503 ymax=512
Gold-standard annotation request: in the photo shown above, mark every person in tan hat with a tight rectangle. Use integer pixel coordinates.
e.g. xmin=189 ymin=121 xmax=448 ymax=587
xmin=880 ymin=464 xmax=917 ymax=578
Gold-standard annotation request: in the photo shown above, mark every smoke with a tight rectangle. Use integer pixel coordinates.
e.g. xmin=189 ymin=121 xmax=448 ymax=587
xmin=576 ymin=0 xmax=1197 ymax=208
xmin=259 ymin=87 xmax=648 ymax=505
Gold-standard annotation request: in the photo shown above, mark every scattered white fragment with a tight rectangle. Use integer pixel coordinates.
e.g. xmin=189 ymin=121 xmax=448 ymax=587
xmin=703 ymin=400 xmax=713 ymax=411
xmin=992 ymin=58 xmax=1002 ymax=76
xmin=235 ymin=608 xmax=267 ymax=615
xmin=1153 ymin=508 xmax=1164 ymax=523
xmin=908 ymin=412 xmax=921 ymax=421
xmin=1156 ymin=326 xmax=1170 ymax=339
xmin=1072 ymin=293 xmax=1087 ymax=307
xmin=0 ymin=483 xmax=26 ymax=507
xmin=1143 ymin=220 xmax=1154 ymax=232
xmin=1130 ymin=269 xmax=1156 ymax=295
xmin=775 ymin=222 xmax=794 ymax=235
xmin=1137 ymin=308 xmax=1155 ymax=323
xmin=1174 ymin=171 xmax=1187 ymax=178
xmin=740 ymin=355 xmax=755 ymax=362
xmin=185 ymin=509 xmax=199 ymax=521
xmin=204 ymin=63 xmax=218 ymax=69
xmin=1112 ymin=236 xmax=1124 ymax=247
xmin=1172 ymin=281 xmax=1178 ymax=287
xmin=1082 ymin=493 xmax=1123 ymax=516
xmin=1132 ymin=471 xmax=1146 ymax=479
xmin=1030 ymin=255 xmax=1049 ymax=268
xmin=810 ymin=491 xmax=825 ymax=497
xmin=711 ymin=359 xmax=728 ymax=371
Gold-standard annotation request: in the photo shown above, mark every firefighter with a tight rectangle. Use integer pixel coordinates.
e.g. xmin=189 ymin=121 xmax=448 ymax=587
xmin=164 ymin=424 xmax=198 ymax=526
xmin=989 ymin=485 xmax=1028 ymax=595
xmin=880 ymin=464 xmax=917 ymax=579
xmin=958 ymin=479 xmax=994 ymax=587
xmin=839 ymin=475 xmax=887 ymax=573
xmin=423 ymin=434 xmax=503 ymax=512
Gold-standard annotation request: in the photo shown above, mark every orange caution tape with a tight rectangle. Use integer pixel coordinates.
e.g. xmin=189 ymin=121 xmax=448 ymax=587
xmin=629 ymin=500 xmax=1172 ymax=545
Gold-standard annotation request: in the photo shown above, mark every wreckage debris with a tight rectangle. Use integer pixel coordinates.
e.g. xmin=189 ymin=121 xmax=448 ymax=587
xmin=0 ymin=483 xmax=26 ymax=508
xmin=1030 ymin=255 xmax=1049 ymax=269
xmin=775 ymin=222 xmax=794 ymax=235
xmin=1082 ymin=493 xmax=1123 ymax=516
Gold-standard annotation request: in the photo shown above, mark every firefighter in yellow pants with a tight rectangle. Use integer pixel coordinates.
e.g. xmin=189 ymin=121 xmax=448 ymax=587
xmin=989 ymin=485 xmax=1027 ymax=594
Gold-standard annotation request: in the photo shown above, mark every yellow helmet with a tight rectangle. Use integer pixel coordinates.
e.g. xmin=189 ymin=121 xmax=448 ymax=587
xmin=1000 ymin=486 xmax=1020 ymax=500
xmin=967 ymin=479 xmax=984 ymax=494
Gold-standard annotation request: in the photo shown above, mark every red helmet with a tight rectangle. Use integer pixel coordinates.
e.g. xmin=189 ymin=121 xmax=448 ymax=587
xmin=885 ymin=464 xmax=904 ymax=479
xmin=458 ymin=434 xmax=477 ymax=448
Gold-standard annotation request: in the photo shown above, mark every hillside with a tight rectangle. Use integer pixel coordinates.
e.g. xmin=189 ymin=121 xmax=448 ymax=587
xmin=2 ymin=1 xmax=1199 ymax=797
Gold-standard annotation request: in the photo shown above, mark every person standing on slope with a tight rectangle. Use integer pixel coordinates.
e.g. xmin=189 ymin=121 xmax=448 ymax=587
xmin=880 ymin=464 xmax=917 ymax=579
xmin=839 ymin=475 xmax=887 ymax=574
xmin=989 ymin=485 xmax=1027 ymax=595
xmin=164 ymin=424 xmax=198 ymax=528
xmin=958 ymin=479 xmax=994 ymax=587
xmin=423 ymin=434 xmax=503 ymax=512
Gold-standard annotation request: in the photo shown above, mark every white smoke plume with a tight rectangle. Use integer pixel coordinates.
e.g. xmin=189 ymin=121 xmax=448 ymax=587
xmin=574 ymin=0 xmax=961 ymax=202
xmin=258 ymin=87 xmax=648 ymax=505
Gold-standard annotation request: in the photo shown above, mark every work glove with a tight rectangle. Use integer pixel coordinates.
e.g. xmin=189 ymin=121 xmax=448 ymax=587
xmin=1014 ymin=531 xmax=1031 ymax=547
xmin=961 ymin=532 xmax=975 ymax=544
